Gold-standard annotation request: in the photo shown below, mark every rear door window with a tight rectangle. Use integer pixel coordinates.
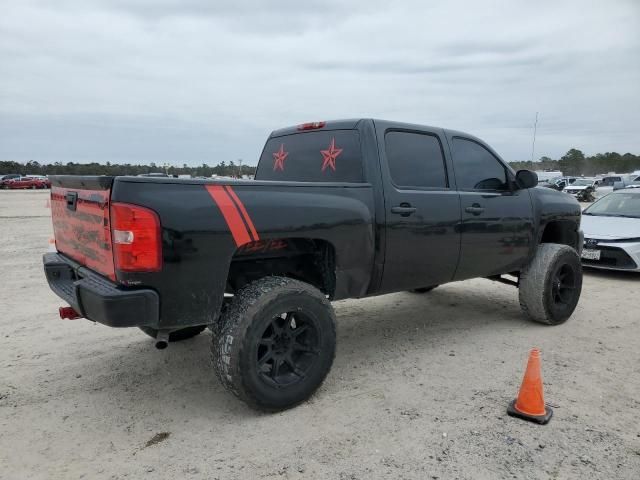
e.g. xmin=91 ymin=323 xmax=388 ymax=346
xmin=384 ymin=131 xmax=448 ymax=189
xmin=256 ymin=130 xmax=363 ymax=182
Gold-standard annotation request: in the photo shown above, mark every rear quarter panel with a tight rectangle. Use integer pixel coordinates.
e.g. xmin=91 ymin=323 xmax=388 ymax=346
xmin=111 ymin=178 xmax=375 ymax=329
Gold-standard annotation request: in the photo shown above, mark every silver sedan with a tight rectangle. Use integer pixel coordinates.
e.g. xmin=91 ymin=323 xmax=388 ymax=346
xmin=580 ymin=188 xmax=640 ymax=272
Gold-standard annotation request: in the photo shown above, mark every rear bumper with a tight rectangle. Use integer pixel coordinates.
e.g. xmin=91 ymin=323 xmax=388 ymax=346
xmin=43 ymin=252 xmax=159 ymax=327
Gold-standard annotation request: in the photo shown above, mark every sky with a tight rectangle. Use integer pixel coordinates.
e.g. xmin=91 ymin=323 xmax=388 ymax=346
xmin=1 ymin=0 xmax=639 ymax=166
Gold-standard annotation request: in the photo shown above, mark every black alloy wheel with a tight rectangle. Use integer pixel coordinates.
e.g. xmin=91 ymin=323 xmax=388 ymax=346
xmin=257 ymin=311 xmax=320 ymax=387
xmin=551 ymin=263 xmax=577 ymax=307
xmin=212 ymin=276 xmax=336 ymax=411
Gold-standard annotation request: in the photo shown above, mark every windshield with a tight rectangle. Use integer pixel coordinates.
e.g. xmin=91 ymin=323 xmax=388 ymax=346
xmin=584 ymin=192 xmax=640 ymax=218
xmin=571 ymin=179 xmax=592 ymax=186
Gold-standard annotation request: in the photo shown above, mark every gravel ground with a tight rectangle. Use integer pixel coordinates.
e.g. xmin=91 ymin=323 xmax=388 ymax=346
xmin=1 ymin=189 xmax=639 ymax=480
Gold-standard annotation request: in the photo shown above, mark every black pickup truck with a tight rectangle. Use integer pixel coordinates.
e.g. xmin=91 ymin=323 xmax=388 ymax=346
xmin=44 ymin=119 xmax=583 ymax=410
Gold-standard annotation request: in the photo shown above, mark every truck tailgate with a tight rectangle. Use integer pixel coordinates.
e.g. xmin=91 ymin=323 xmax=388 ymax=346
xmin=50 ymin=176 xmax=115 ymax=280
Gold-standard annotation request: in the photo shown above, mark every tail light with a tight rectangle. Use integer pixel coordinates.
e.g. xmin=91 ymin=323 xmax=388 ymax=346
xmin=110 ymin=202 xmax=162 ymax=272
xmin=297 ymin=121 xmax=326 ymax=130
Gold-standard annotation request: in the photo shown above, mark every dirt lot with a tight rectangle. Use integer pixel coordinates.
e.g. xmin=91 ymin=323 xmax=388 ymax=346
xmin=1 ymin=189 xmax=639 ymax=479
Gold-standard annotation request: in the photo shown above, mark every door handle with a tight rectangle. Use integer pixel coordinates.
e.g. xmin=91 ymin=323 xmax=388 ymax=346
xmin=391 ymin=204 xmax=417 ymax=216
xmin=465 ymin=204 xmax=484 ymax=215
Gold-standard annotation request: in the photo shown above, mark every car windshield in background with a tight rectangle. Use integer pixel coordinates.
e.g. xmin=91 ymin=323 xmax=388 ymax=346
xmin=572 ymin=180 xmax=592 ymax=186
xmin=584 ymin=191 xmax=640 ymax=218
xmin=256 ymin=130 xmax=363 ymax=182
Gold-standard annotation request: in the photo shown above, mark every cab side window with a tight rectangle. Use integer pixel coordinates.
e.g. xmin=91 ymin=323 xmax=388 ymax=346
xmin=385 ymin=131 xmax=448 ymax=189
xmin=452 ymin=138 xmax=509 ymax=191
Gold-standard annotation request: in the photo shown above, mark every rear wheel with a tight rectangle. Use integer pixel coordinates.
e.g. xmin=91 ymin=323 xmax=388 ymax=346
xmin=139 ymin=325 xmax=206 ymax=342
xmin=519 ymin=244 xmax=582 ymax=325
xmin=212 ymin=276 xmax=336 ymax=411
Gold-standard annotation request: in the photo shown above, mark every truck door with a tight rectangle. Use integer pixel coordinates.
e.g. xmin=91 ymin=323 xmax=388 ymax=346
xmin=378 ymin=126 xmax=461 ymax=292
xmin=448 ymin=135 xmax=534 ymax=280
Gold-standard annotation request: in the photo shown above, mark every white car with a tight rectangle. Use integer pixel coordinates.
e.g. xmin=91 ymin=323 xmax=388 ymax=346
xmin=564 ymin=178 xmax=597 ymax=200
xmin=581 ymin=188 xmax=640 ymax=272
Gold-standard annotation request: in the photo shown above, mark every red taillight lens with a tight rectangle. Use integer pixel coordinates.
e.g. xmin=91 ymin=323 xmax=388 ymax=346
xmin=110 ymin=202 xmax=162 ymax=272
xmin=297 ymin=121 xmax=326 ymax=130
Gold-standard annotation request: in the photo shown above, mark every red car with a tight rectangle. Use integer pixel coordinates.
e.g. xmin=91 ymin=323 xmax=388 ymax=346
xmin=2 ymin=176 xmax=50 ymax=189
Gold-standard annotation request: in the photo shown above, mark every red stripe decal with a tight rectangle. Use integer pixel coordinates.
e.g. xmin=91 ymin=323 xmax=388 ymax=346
xmin=223 ymin=185 xmax=259 ymax=242
xmin=205 ymin=185 xmax=252 ymax=246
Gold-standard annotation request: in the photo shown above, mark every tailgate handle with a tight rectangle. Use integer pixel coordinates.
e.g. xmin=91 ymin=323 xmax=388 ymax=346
xmin=66 ymin=191 xmax=78 ymax=211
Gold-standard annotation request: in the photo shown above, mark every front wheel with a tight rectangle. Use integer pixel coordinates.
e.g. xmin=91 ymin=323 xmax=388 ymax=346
xmin=212 ymin=276 xmax=336 ymax=411
xmin=519 ymin=244 xmax=582 ymax=325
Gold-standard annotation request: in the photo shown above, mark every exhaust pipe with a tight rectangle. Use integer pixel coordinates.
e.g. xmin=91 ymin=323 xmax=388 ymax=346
xmin=155 ymin=330 xmax=170 ymax=350
xmin=59 ymin=306 xmax=82 ymax=320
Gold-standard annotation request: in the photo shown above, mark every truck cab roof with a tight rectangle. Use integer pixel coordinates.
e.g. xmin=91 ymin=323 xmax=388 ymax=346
xmin=269 ymin=118 xmax=482 ymax=143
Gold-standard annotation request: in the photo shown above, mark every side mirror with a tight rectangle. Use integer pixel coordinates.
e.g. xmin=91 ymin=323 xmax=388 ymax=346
xmin=516 ymin=170 xmax=538 ymax=189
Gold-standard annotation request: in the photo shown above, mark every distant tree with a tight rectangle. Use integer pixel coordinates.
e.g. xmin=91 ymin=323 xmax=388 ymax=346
xmin=558 ymin=149 xmax=585 ymax=176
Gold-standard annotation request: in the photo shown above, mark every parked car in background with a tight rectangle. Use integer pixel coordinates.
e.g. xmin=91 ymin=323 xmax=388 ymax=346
xmin=2 ymin=176 xmax=50 ymax=189
xmin=534 ymin=170 xmax=563 ymax=184
xmin=596 ymin=174 xmax=636 ymax=198
xmin=137 ymin=173 xmax=178 ymax=178
xmin=581 ymin=188 xmax=640 ymax=272
xmin=614 ymin=175 xmax=640 ymax=190
xmin=0 ymin=174 xmax=21 ymax=183
xmin=564 ymin=178 xmax=597 ymax=202
xmin=1 ymin=176 xmax=20 ymax=188
xmin=545 ymin=176 xmax=578 ymax=191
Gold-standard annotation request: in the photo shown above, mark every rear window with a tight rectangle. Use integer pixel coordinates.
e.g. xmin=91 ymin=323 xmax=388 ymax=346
xmin=256 ymin=130 xmax=363 ymax=182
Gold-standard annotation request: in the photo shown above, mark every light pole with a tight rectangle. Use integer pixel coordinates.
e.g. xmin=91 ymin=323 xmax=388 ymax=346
xmin=530 ymin=112 xmax=539 ymax=163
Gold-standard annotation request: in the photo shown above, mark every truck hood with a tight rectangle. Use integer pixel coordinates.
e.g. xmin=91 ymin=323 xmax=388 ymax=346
xmin=581 ymin=215 xmax=640 ymax=240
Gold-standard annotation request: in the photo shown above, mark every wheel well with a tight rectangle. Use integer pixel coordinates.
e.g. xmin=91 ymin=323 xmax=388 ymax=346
xmin=226 ymin=238 xmax=336 ymax=297
xmin=540 ymin=221 xmax=579 ymax=249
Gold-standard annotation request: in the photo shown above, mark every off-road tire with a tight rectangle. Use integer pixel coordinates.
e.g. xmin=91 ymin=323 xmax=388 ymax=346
xmin=139 ymin=325 xmax=206 ymax=342
xmin=212 ymin=276 xmax=336 ymax=411
xmin=410 ymin=285 xmax=438 ymax=293
xmin=519 ymin=243 xmax=582 ymax=325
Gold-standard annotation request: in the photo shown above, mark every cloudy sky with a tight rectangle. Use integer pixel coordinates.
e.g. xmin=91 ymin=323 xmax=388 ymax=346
xmin=1 ymin=0 xmax=638 ymax=166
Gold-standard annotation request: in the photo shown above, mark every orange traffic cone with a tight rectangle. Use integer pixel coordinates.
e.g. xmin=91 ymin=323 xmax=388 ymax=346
xmin=507 ymin=348 xmax=553 ymax=424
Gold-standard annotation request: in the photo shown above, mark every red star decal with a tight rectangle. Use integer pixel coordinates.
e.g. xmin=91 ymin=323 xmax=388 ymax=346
xmin=320 ymin=138 xmax=343 ymax=172
xmin=272 ymin=143 xmax=288 ymax=171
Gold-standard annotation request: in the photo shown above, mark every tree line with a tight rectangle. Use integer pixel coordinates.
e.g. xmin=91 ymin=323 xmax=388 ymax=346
xmin=0 ymin=160 xmax=256 ymax=178
xmin=2 ymin=148 xmax=640 ymax=178
xmin=509 ymin=149 xmax=640 ymax=176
